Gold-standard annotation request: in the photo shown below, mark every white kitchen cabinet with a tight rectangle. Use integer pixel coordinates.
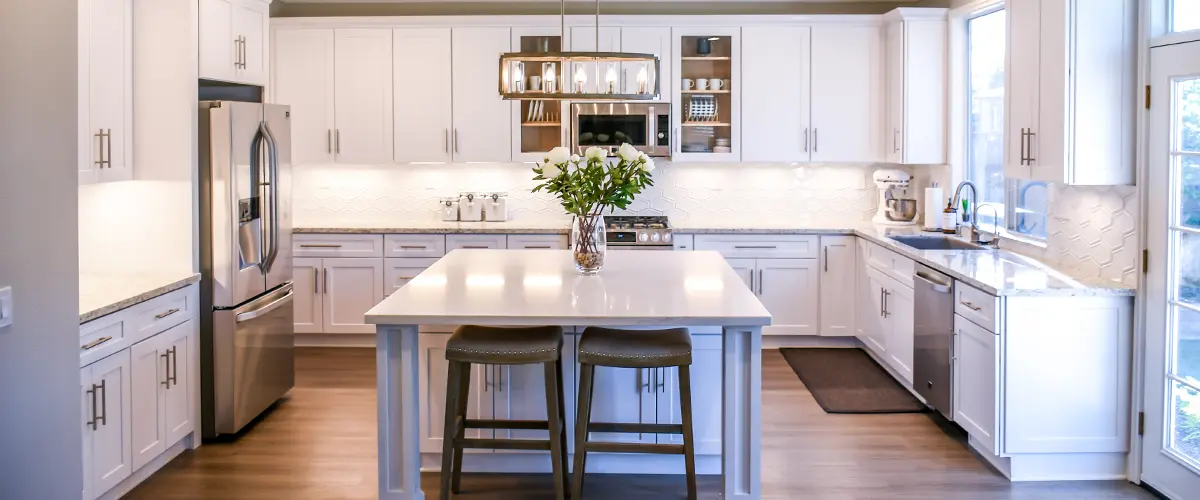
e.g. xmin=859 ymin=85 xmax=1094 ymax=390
xmin=130 ymin=320 xmax=194 ymax=472
xmin=385 ymin=258 xmax=439 ymax=297
xmin=954 ymin=313 xmax=999 ymax=455
xmin=334 ymin=29 xmax=394 ymax=164
xmin=322 ymin=258 xmax=385 ymax=334
xmin=200 ymin=0 xmax=270 ymax=86
xmin=726 ymin=258 xmax=756 ymax=290
xmin=1004 ymin=0 xmax=1136 ymax=185
xmin=446 ymin=234 xmax=507 ymax=251
xmin=810 ymin=24 xmax=882 ymax=163
xmin=819 ymin=236 xmax=857 ymax=336
xmin=671 ymin=26 xmax=741 ymax=162
xmin=658 ymin=334 xmax=723 ymax=455
xmin=492 ymin=338 xmax=577 ymax=448
xmin=584 ymin=364 xmax=658 ymax=446
xmin=511 ymin=27 xmax=570 ymax=162
xmin=395 ymin=28 xmax=453 ymax=163
xmin=758 ymin=259 xmax=820 ymax=336
xmin=884 ymin=277 xmax=914 ymax=384
xmin=418 ymin=334 xmax=488 ymax=453
xmin=855 ymin=239 xmax=874 ymax=347
xmin=82 ymin=350 xmax=133 ymax=496
xmin=272 ymin=29 xmax=336 ymax=165
xmin=507 ymin=234 xmax=568 ymax=250
xmin=79 ymin=0 xmax=133 ymax=184
xmin=863 ymin=269 xmax=890 ymax=355
xmin=292 ymin=257 xmax=323 ymax=333
xmin=452 ymin=27 xmax=512 ymax=163
xmin=620 ymin=27 xmax=672 ymax=100
xmin=884 ymin=9 xmax=947 ymax=165
xmin=741 ymin=26 xmax=811 ymax=162
xmin=161 ymin=322 xmax=193 ymax=445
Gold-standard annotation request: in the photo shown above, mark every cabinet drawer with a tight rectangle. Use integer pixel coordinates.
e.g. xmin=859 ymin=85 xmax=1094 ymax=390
xmin=447 ymin=234 xmax=507 ymax=250
xmin=295 ymin=234 xmax=384 ymax=258
xmin=694 ymin=234 xmax=819 ymax=259
xmin=867 ymin=242 xmax=915 ymax=287
xmin=80 ymin=318 xmax=126 ymax=367
xmin=507 ymin=234 xmax=568 ymax=250
xmin=955 ymin=283 xmax=999 ymax=332
xmin=384 ymin=234 xmax=447 ymax=258
xmin=129 ymin=289 xmax=192 ymax=337
xmin=385 ymin=258 xmax=441 ymax=296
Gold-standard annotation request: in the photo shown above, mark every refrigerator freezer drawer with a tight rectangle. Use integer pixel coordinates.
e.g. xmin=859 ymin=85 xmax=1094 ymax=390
xmin=210 ymin=283 xmax=295 ymax=436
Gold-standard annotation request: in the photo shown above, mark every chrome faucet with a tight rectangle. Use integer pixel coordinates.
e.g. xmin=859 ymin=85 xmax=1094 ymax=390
xmin=951 ymin=181 xmax=982 ymax=243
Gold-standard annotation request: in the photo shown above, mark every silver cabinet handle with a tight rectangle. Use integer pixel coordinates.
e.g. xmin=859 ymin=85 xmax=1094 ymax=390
xmin=171 ymin=347 xmax=178 ymax=387
xmin=313 ymin=267 xmax=319 ymax=294
xmin=400 ymin=245 xmax=427 ymax=250
xmin=323 ymin=268 xmax=329 ymax=294
xmin=81 ymin=336 xmax=113 ymax=350
xmin=484 ymin=364 xmax=492 ymax=392
xmin=328 ymin=130 xmax=333 ymax=154
xmin=335 ymin=130 xmax=341 ymax=154
xmin=803 ymin=128 xmax=809 ymax=153
xmin=444 ymin=129 xmax=449 ymax=154
xmin=657 ymin=367 xmax=666 ymax=393
xmin=300 ymin=244 xmax=343 ymax=248
xmin=524 ymin=245 xmax=553 ymax=249
xmin=85 ymin=381 xmax=102 ymax=430
xmin=461 ymin=245 xmax=491 ymax=249
xmin=94 ymin=129 xmax=104 ymax=168
xmin=641 ymin=368 xmax=650 ymax=393
xmin=161 ymin=351 xmax=171 ymax=388
xmin=824 ymin=247 xmax=829 ymax=272
xmin=1019 ymin=128 xmax=1028 ymax=165
xmin=748 ymin=269 xmax=755 ymax=295
xmin=758 ymin=269 xmax=764 ymax=295
xmin=242 ymin=36 xmax=249 ymax=69
xmin=497 ymin=365 xmax=504 ymax=392
xmin=452 ymin=129 xmax=459 ymax=154
xmin=880 ymin=287 xmax=885 ymax=317
xmin=813 ymin=128 xmax=819 ymax=153
xmin=106 ymin=129 xmax=112 ymax=167
xmin=734 ymin=245 xmax=777 ymax=250
xmin=893 ymin=128 xmax=900 ymax=153
xmin=154 ymin=308 xmax=180 ymax=320
xmin=883 ymin=289 xmax=890 ymax=318
xmin=960 ymin=300 xmax=982 ymax=312
xmin=1025 ymin=129 xmax=1036 ymax=165
xmin=675 ymin=127 xmax=680 ymax=153
xmin=233 ymin=37 xmax=241 ymax=68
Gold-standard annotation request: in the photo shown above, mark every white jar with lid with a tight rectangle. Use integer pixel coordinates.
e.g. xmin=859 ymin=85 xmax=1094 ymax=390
xmin=439 ymin=197 xmax=459 ymax=222
xmin=483 ymin=192 xmax=509 ymax=222
xmin=458 ymin=192 xmax=483 ymax=222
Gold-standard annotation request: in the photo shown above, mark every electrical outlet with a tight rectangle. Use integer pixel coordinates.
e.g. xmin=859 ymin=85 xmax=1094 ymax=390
xmin=0 ymin=286 xmax=12 ymax=329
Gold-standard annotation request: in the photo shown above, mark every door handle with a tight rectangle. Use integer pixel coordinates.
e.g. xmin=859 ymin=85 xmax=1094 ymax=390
xmin=748 ymin=269 xmax=755 ymax=295
xmin=880 ymin=287 xmax=885 ymax=317
xmin=236 ymin=290 xmax=295 ymax=323
xmin=313 ymin=267 xmax=320 ymax=294
xmin=804 ymin=128 xmax=809 ymax=153
xmin=497 ymin=365 xmax=504 ymax=392
xmin=171 ymin=347 xmax=179 ymax=386
xmin=1019 ymin=128 xmax=1027 ymax=165
xmin=893 ymin=128 xmax=900 ymax=153
xmin=453 ymin=129 xmax=459 ymax=154
xmin=324 ymin=268 xmax=329 ymax=294
xmin=328 ymin=130 xmax=333 ymax=154
xmin=813 ymin=128 xmax=818 ymax=153
xmin=461 ymin=245 xmax=491 ymax=249
xmin=105 ymin=129 xmax=112 ymax=168
xmin=161 ymin=351 xmax=172 ymax=388
xmin=242 ymin=36 xmax=249 ymax=69
xmin=758 ymin=269 xmax=764 ymax=295
xmin=733 ymin=245 xmax=777 ymax=250
xmin=484 ymin=364 xmax=492 ymax=392
xmin=300 ymin=244 xmax=343 ymax=249
xmin=335 ymin=130 xmax=341 ymax=154
xmin=960 ymin=300 xmax=983 ymax=311
xmin=85 ymin=382 xmax=100 ymax=430
xmin=641 ymin=368 xmax=651 ymax=393
xmin=524 ymin=245 xmax=553 ymax=249
xmin=444 ymin=129 xmax=449 ymax=154
xmin=400 ymin=245 xmax=428 ymax=250
xmin=882 ymin=289 xmax=890 ymax=318
xmin=154 ymin=308 xmax=180 ymax=320
xmin=675 ymin=127 xmax=680 ymax=153
xmin=81 ymin=336 xmax=113 ymax=350
xmin=96 ymin=380 xmax=108 ymax=427
xmin=824 ymin=247 xmax=829 ymax=272
xmin=1025 ymin=129 xmax=1036 ymax=165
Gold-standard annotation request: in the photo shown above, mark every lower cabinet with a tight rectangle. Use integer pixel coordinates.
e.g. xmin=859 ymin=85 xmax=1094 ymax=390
xmin=727 ymin=258 xmax=820 ymax=336
xmin=81 ymin=349 xmax=133 ymax=498
xmin=656 ymin=335 xmax=724 ymax=455
xmin=819 ymin=236 xmax=857 ymax=336
xmin=862 ymin=266 xmax=915 ymax=384
xmin=953 ymin=313 xmax=999 ymax=455
xmin=293 ymin=257 xmax=385 ymax=334
xmin=130 ymin=320 xmax=195 ymax=471
xmin=385 ymin=257 xmax=440 ymax=296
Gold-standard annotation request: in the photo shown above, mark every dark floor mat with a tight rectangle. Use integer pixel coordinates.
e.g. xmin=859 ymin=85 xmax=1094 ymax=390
xmin=779 ymin=348 xmax=926 ymax=414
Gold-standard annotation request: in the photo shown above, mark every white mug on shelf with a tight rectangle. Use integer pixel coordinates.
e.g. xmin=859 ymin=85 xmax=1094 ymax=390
xmin=696 ymin=79 xmax=709 ymax=90
xmin=682 ymin=78 xmax=695 ymax=90
xmin=709 ymin=78 xmax=724 ymax=90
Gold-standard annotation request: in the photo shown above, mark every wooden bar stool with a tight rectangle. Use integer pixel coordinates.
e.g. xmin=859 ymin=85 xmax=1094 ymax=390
xmin=572 ymin=327 xmax=697 ymax=500
xmin=440 ymin=325 xmax=569 ymax=500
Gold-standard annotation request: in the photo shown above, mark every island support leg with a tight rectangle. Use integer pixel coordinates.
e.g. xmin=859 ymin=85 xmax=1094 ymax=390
xmin=721 ymin=325 xmax=762 ymax=500
xmin=378 ymin=325 xmax=425 ymax=500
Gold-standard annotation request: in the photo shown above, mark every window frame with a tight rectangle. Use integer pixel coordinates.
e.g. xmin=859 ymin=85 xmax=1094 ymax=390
xmin=962 ymin=4 xmax=1013 ymax=233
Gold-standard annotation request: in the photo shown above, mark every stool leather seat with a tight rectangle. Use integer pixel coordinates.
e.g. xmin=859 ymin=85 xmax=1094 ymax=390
xmin=577 ymin=326 xmax=692 ymax=368
xmin=446 ymin=325 xmax=563 ymax=364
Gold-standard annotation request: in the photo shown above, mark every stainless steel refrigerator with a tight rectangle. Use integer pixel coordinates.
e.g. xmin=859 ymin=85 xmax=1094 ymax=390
xmin=198 ymin=101 xmax=294 ymax=438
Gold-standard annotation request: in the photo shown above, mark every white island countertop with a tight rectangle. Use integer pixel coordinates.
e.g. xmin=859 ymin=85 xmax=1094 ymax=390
xmin=365 ymin=249 xmax=772 ymax=327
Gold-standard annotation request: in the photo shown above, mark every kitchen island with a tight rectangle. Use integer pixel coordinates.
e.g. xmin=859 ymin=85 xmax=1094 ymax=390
xmin=365 ymin=249 xmax=771 ymax=500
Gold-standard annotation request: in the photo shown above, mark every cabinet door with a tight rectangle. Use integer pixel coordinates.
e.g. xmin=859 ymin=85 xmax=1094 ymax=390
xmin=621 ymin=27 xmax=672 ymax=100
xmin=394 ymin=28 xmax=453 ymax=163
xmin=163 ymin=320 xmax=195 ymax=444
xmin=385 ymin=258 xmax=438 ymax=297
xmin=86 ymin=0 xmax=133 ymax=183
xmin=85 ymin=350 xmax=133 ymax=495
xmin=452 ymin=27 xmax=512 ymax=162
xmin=493 ymin=363 xmax=551 ymax=445
xmin=658 ymin=334 xmax=722 ymax=455
xmin=885 ymin=21 xmax=905 ymax=164
xmin=199 ymin=0 xmax=235 ymax=82
xmin=954 ymin=314 xmax=1000 ymax=455
xmin=885 ymin=280 xmax=915 ymax=384
xmin=129 ymin=334 xmax=166 ymax=471
xmin=570 ymin=27 xmax=622 ymax=94
xmin=855 ymin=239 xmax=873 ymax=345
xmin=334 ymin=29 xmax=394 ymax=164
xmin=272 ymin=29 xmax=336 ymax=165
xmin=292 ymin=257 xmax=323 ymax=334
xmin=758 ymin=259 xmax=820 ymax=336
xmin=322 ymin=258 xmax=385 ymax=334
xmin=898 ymin=19 xmax=947 ymax=165
xmin=810 ymin=25 xmax=882 ymax=163
xmin=863 ymin=268 xmax=890 ymax=355
xmin=418 ymin=335 xmax=487 ymax=453
xmin=726 ymin=258 xmax=756 ymax=292
xmin=741 ymin=26 xmax=810 ymax=162
xmin=583 ymin=365 xmax=657 ymax=446
xmin=819 ymin=236 xmax=857 ymax=336
xmin=1005 ymin=0 xmax=1041 ymax=180
xmin=234 ymin=0 xmax=269 ymax=85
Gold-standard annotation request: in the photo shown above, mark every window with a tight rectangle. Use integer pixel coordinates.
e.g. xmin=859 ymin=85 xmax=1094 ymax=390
xmin=1174 ymin=0 xmax=1200 ymax=32
xmin=965 ymin=7 xmax=1049 ymax=239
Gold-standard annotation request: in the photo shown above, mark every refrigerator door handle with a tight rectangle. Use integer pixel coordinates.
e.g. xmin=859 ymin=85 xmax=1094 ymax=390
xmin=259 ymin=120 xmax=281 ymax=274
xmin=236 ymin=288 xmax=295 ymax=323
xmin=249 ymin=125 xmax=267 ymax=270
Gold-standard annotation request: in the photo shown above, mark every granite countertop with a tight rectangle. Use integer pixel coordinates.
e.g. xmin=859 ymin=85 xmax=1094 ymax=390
xmin=80 ymin=272 xmax=202 ymax=324
xmin=294 ymin=219 xmax=572 ymax=235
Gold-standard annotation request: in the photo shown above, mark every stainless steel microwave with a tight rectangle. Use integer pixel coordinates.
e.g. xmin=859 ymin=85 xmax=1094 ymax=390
xmin=571 ymin=102 xmax=670 ymax=157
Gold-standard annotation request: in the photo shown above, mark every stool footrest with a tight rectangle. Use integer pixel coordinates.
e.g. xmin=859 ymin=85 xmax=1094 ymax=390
xmin=587 ymin=422 xmax=683 ymax=435
xmin=584 ymin=442 xmax=685 ymax=455
xmin=457 ymin=438 xmax=551 ymax=451
xmin=465 ymin=418 xmax=550 ymax=431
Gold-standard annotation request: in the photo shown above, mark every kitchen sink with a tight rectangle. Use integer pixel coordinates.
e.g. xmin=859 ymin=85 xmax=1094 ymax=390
xmin=889 ymin=235 xmax=987 ymax=251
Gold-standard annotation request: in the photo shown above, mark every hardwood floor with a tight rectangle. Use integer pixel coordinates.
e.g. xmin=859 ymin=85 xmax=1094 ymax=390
xmin=126 ymin=348 xmax=1154 ymax=499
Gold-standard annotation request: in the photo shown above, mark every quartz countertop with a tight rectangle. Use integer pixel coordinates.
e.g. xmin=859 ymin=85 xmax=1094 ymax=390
xmin=80 ymin=272 xmax=201 ymax=324
xmin=294 ymin=219 xmax=571 ymax=234
xmin=365 ymin=250 xmax=771 ymax=326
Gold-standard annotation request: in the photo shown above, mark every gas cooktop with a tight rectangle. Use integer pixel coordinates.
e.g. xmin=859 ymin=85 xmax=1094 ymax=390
xmin=604 ymin=216 xmax=673 ymax=247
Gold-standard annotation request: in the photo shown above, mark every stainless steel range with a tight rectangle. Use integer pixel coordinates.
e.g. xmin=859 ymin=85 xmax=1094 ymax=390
xmin=605 ymin=215 xmax=673 ymax=249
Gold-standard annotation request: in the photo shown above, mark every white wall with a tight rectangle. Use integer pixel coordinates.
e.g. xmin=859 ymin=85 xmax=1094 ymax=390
xmin=0 ymin=0 xmax=85 ymax=498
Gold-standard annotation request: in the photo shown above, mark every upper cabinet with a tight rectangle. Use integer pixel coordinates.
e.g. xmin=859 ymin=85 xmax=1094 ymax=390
xmin=79 ymin=0 xmax=133 ymax=185
xmin=621 ymin=27 xmax=672 ymax=102
xmin=672 ymin=27 xmax=741 ymax=162
xmin=1004 ymin=0 xmax=1136 ymax=185
xmin=272 ymin=28 xmax=394 ymax=165
xmin=512 ymin=27 xmax=568 ymax=162
xmin=810 ymin=24 xmax=884 ymax=163
xmin=452 ymin=27 xmax=514 ymax=163
xmin=200 ymin=0 xmax=270 ymax=86
xmin=742 ymin=26 xmax=810 ymax=162
xmin=884 ymin=9 xmax=947 ymax=165
xmin=395 ymin=28 xmax=454 ymax=163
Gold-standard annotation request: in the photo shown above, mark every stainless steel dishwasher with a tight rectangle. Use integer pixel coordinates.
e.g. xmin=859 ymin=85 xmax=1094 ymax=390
xmin=913 ymin=264 xmax=955 ymax=420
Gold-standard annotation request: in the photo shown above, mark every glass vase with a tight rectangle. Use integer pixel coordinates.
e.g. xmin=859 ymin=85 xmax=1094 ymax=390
xmin=571 ymin=214 xmax=606 ymax=275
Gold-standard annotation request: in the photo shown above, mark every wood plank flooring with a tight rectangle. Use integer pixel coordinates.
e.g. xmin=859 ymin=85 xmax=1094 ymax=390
xmin=126 ymin=348 xmax=1155 ymax=499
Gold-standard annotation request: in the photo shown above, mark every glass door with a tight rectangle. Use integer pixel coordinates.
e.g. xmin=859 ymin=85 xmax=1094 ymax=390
xmin=671 ymin=27 xmax=740 ymax=162
xmin=511 ymin=28 xmax=568 ymax=162
xmin=1143 ymin=39 xmax=1200 ymax=498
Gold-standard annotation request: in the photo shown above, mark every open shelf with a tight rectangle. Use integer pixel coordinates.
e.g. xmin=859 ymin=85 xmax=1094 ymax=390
xmin=521 ymin=122 xmax=561 ymax=127
xmin=682 ymin=56 xmax=731 ymax=61
xmin=682 ymin=90 xmax=730 ymax=94
xmin=682 ymin=122 xmax=731 ymax=127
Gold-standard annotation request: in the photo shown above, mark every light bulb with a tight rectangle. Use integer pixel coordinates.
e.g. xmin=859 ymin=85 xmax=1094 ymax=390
xmin=605 ymin=66 xmax=617 ymax=93
xmin=574 ymin=66 xmax=587 ymax=93
xmin=636 ymin=66 xmax=648 ymax=93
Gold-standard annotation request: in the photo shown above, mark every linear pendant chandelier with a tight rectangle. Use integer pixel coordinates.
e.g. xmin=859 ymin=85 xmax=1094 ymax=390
xmin=498 ymin=0 xmax=660 ymax=101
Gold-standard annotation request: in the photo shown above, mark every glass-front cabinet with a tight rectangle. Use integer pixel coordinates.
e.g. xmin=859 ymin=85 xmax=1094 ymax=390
xmin=671 ymin=27 xmax=741 ymax=162
xmin=511 ymin=28 xmax=569 ymax=162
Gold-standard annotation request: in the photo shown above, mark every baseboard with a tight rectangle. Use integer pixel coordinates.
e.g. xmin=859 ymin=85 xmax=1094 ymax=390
xmin=966 ymin=437 xmax=1128 ymax=482
xmin=762 ymin=335 xmax=860 ymax=349
xmin=98 ymin=433 xmax=192 ymax=500
xmin=295 ymin=333 xmax=375 ymax=347
xmin=420 ymin=451 xmax=722 ymax=475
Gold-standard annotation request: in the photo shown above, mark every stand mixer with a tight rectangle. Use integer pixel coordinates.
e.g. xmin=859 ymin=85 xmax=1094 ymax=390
xmin=872 ymin=169 xmax=918 ymax=226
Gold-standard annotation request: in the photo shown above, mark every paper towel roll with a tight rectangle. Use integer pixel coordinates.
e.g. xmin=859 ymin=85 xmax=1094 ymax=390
xmin=924 ymin=187 xmax=944 ymax=232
